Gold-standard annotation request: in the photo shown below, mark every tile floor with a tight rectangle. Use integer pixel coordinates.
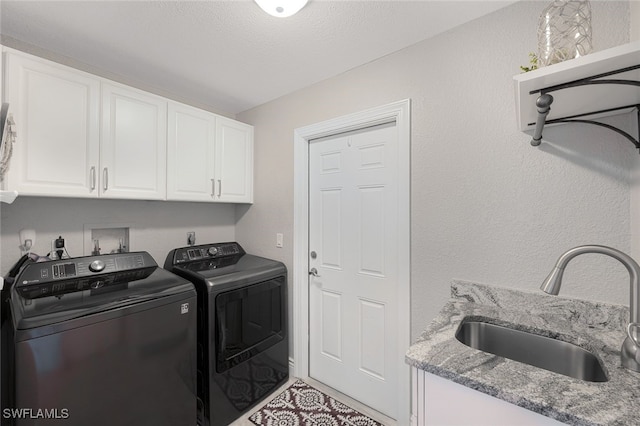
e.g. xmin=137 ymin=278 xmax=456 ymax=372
xmin=231 ymin=377 xmax=396 ymax=426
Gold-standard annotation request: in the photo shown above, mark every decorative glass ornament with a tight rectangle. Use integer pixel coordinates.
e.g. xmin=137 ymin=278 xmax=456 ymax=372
xmin=537 ymin=0 xmax=592 ymax=67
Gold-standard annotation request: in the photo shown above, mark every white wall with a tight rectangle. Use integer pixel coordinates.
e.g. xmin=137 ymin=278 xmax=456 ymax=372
xmin=236 ymin=1 xmax=633 ymax=343
xmin=1 ymin=197 xmax=236 ymax=274
xmin=632 ymin=0 xmax=640 ymax=261
xmin=632 ymin=0 xmax=640 ymax=41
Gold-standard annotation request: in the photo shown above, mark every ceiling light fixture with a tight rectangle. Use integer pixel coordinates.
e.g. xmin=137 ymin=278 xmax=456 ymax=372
xmin=254 ymin=0 xmax=308 ymax=18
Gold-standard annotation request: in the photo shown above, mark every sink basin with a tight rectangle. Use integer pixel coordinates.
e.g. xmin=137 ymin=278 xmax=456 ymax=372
xmin=455 ymin=320 xmax=608 ymax=382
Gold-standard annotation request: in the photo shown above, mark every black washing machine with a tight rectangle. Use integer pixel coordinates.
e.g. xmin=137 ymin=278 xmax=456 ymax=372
xmin=164 ymin=242 xmax=288 ymax=426
xmin=1 ymin=252 xmax=197 ymax=426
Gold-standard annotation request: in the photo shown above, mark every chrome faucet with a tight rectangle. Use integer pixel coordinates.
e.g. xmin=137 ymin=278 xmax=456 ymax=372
xmin=540 ymin=245 xmax=640 ymax=373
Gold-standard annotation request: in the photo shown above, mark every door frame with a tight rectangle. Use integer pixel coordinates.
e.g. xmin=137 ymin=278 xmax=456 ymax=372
xmin=293 ymin=99 xmax=411 ymax=424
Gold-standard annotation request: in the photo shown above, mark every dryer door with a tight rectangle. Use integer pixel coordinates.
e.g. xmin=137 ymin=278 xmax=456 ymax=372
xmin=214 ymin=276 xmax=286 ymax=373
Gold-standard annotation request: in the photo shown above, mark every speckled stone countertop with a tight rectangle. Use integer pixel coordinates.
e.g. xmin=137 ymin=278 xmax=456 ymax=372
xmin=405 ymin=281 xmax=640 ymax=426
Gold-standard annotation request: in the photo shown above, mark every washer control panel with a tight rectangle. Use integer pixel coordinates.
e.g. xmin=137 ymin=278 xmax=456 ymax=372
xmin=15 ymin=252 xmax=154 ymax=288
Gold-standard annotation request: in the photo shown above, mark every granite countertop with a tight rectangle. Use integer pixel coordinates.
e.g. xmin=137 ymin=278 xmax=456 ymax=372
xmin=405 ymin=281 xmax=640 ymax=426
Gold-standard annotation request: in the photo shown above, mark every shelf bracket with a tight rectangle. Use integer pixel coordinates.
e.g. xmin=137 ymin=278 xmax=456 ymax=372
xmin=530 ymin=101 xmax=640 ymax=152
xmin=528 ymin=64 xmax=640 ymax=153
xmin=531 ymin=94 xmax=554 ymax=146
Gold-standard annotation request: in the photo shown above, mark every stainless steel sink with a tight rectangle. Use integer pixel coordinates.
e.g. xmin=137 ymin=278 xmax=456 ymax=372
xmin=455 ymin=320 xmax=608 ymax=382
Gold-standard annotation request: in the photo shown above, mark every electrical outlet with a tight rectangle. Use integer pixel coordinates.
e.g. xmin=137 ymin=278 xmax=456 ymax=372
xmin=276 ymin=233 xmax=283 ymax=248
xmin=19 ymin=229 xmax=36 ymax=253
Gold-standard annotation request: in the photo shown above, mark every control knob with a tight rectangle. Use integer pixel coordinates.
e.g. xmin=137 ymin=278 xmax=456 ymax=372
xmin=90 ymin=280 xmax=104 ymax=289
xmin=89 ymin=260 xmax=106 ymax=273
xmin=208 ymin=247 xmax=219 ymax=256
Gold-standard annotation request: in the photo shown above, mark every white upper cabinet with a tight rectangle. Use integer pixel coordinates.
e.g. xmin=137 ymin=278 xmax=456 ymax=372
xmin=167 ymin=102 xmax=216 ymax=202
xmin=101 ymin=83 xmax=167 ymax=200
xmin=2 ymin=47 xmax=253 ymax=203
xmin=168 ymin=105 xmax=253 ymax=204
xmin=215 ymin=116 xmax=253 ymax=203
xmin=4 ymin=50 xmax=100 ymax=197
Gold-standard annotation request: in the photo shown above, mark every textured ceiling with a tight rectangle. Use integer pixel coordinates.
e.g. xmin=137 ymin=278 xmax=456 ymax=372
xmin=0 ymin=1 xmax=516 ymax=114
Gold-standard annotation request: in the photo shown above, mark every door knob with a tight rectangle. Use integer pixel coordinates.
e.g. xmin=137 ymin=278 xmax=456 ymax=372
xmin=309 ymin=268 xmax=320 ymax=277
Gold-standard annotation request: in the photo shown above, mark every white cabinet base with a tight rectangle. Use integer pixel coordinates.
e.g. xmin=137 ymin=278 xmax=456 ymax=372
xmin=411 ymin=369 xmax=564 ymax=426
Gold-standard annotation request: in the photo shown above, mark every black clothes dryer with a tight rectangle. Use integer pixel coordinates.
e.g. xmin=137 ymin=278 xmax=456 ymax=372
xmin=1 ymin=252 xmax=197 ymax=426
xmin=164 ymin=242 xmax=288 ymax=426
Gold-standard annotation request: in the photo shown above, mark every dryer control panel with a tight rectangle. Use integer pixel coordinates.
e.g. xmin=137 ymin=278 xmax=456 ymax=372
xmin=169 ymin=242 xmax=245 ymax=265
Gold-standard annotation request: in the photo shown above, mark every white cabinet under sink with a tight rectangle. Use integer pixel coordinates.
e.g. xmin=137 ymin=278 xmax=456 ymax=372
xmin=4 ymin=50 xmax=100 ymax=197
xmin=2 ymin=47 xmax=254 ymax=204
xmin=411 ymin=369 xmax=564 ymax=426
xmin=101 ymin=82 xmax=167 ymax=200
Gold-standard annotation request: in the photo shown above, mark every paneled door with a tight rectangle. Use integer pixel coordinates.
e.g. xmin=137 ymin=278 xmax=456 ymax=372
xmin=309 ymin=122 xmax=399 ymax=419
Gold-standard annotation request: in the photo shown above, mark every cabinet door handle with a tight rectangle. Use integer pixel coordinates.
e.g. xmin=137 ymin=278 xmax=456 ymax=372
xmin=218 ymin=179 xmax=222 ymax=197
xmin=211 ymin=179 xmax=215 ymax=197
xmin=90 ymin=167 xmax=96 ymax=191
xmin=103 ymin=168 xmax=109 ymax=191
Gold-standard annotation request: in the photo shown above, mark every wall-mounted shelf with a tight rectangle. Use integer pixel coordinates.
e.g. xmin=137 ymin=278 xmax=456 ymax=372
xmin=514 ymin=40 xmax=640 ymax=152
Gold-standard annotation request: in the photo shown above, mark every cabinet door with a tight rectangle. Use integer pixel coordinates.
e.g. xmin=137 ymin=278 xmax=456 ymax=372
xmin=215 ymin=116 xmax=253 ymax=203
xmin=4 ymin=51 xmax=100 ymax=197
xmin=167 ymin=102 xmax=216 ymax=202
xmin=413 ymin=369 xmax=564 ymax=425
xmin=101 ymin=83 xmax=167 ymax=200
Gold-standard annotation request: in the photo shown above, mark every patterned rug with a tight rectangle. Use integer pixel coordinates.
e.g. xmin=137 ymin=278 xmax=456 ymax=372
xmin=249 ymin=379 xmax=384 ymax=426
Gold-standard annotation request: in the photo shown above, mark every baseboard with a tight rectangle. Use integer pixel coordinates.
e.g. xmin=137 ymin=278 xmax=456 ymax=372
xmin=288 ymin=357 xmax=295 ymax=377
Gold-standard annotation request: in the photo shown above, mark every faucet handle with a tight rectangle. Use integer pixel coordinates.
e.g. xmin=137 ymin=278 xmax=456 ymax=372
xmin=626 ymin=322 xmax=640 ymax=347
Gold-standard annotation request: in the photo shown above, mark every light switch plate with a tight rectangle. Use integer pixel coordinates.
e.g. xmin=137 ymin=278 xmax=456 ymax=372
xmin=276 ymin=233 xmax=284 ymax=248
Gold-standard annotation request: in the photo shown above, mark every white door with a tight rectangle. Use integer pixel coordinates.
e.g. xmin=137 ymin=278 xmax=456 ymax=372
xmin=167 ymin=102 xmax=216 ymax=202
xmin=309 ymin=122 xmax=399 ymax=419
xmin=215 ymin=116 xmax=253 ymax=203
xmin=4 ymin=51 xmax=100 ymax=197
xmin=101 ymin=83 xmax=167 ymax=200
